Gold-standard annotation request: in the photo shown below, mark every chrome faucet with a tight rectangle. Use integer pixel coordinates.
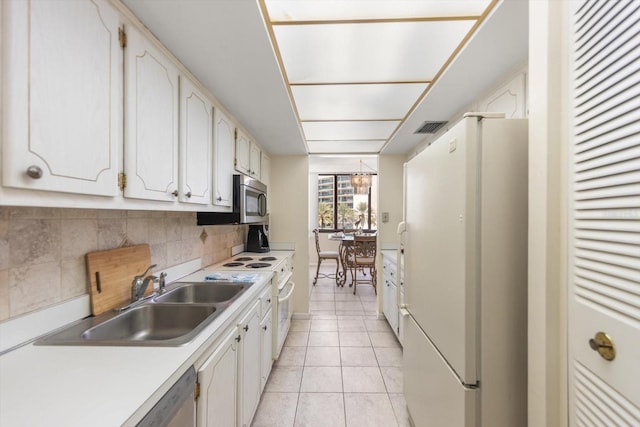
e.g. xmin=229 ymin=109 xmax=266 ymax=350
xmin=131 ymin=264 xmax=157 ymax=302
xmin=158 ymin=272 xmax=168 ymax=294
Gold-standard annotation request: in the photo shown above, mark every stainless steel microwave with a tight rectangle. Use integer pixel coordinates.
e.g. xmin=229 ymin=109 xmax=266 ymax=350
xmin=238 ymin=175 xmax=267 ymax=224
xmin=197 ymin=175 xmax=267 ymax=225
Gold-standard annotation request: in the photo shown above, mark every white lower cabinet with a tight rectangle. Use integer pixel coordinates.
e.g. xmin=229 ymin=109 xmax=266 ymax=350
xmin=382 ymin=255 xmax=400 ymax=340
xmin=238 ymin=300 xmax=261 ymax=427
xmin=260 ymin=308 xmax=273 ymax=392
xmin=384 ymin=278 xmax=398 ymax=334
xmin=196 ymin=290 xmax=273 ymax=427
xmin=196 ymin=328 xmax=238 ymax=427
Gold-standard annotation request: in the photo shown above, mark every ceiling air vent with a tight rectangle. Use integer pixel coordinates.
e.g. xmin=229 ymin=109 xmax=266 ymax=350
xmin=414 ymin=121 xmax=448 ymax=134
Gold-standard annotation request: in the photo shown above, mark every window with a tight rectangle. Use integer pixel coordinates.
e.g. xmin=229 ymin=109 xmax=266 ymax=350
xmin=316 ymin=174 xmax=378 ymax=231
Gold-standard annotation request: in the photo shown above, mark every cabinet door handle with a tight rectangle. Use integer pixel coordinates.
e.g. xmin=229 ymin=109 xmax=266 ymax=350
xmin=263 ymin=325 xmax=268 ymax=331
xmin=235 ymin=335 xmax=241 ymax=342
xmin=243 ymin=325 xmax=249 ymax=332
xmin=216 ymin=196 xmax=222 ymax=201
xmin=26 ymin=165 xmax=43 ymax=179
xmin=171 ymin=190 xmax=179 ymax=197
xmin=185 ymin=191 xmax=192 ymax=198
xmin=267 ymin=298 xmax=271 ymax=303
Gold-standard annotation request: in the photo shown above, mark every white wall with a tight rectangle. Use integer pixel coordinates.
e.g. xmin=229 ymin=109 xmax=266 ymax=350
xmin=269 ymin=155 xmax=310 ymax=314
xmin=528 ymin=1 xmax=569 ymax=426
xmin=377 ymin=155 xmax=406 ymax=249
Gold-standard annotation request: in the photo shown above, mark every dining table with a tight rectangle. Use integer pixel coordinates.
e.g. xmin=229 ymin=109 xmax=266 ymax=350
xmin=328 ymin=231 xmax=377 ymax=287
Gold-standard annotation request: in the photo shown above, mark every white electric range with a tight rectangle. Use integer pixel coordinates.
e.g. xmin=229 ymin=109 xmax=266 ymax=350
xmin=205 ymin=251 xmax=295 ymax=359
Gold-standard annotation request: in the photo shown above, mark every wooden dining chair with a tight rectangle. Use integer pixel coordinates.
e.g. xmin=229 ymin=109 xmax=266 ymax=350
xmin=349 ymin=235 xmax=377 ymax=295
xmin=312 ymin=229 xmax=339 ymax=285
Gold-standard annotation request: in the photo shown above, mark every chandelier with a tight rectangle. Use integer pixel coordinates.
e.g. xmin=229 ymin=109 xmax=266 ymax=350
xmin=350 ymin=160 xmax=375 ymax=195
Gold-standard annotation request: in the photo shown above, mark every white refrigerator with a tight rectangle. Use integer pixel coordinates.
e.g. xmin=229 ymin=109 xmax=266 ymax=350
xmin=402 ymin=114 xmax=528 ymax=427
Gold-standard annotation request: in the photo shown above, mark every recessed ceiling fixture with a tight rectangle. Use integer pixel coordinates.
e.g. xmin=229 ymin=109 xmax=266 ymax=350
xmin=259 ymin=0 xmax=498 ymax=155
xmin=414 ymin=121 xmax=448 ymax=134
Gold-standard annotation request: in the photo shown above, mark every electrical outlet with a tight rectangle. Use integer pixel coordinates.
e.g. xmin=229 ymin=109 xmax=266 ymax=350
xmin=382 ymin=212 xmax=389 ymax=223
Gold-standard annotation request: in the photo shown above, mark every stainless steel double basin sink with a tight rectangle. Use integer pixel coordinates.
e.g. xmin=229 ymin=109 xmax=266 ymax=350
xmin=36 ymin=282 xmax=253 ymax=347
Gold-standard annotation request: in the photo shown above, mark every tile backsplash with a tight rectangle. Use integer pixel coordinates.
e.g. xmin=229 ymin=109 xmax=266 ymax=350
xmin=0 ymin=207 xmax=247 ymax=321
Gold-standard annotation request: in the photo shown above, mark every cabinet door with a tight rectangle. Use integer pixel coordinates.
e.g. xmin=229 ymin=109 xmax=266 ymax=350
xmin=383 ymin=276 xmax=398 ymax=333
xmin=2 ymin=0 xmax=121 ymax=196
xmin=383 ymin=276 xmax=392 ymax=323
xmin=249 ymin=141 xmax=261 ymax=179
xmin=124 ymin=25 xmax=179 ymax=202
xmin=212 ymin=109 xmax=235 ymax=207
xmin=179 ymin=76 xmax=212 ymax=205
xmin=238 ymin=300 xmax=261 ymax=427
xmin=197 ymin=328 xmax=238 ymax=427
xmin=260 ymin=309 xmax=273 ymax=392
xmin=260 ymin=152 xmax=270 ymax=190
xmin=389 ymin=283 xmax=399 ymax=334
xmin=234 ymin=129 xmax=251 ymax=176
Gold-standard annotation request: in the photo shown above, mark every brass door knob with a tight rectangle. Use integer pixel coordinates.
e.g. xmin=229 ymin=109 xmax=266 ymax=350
xmin=588 ymin=332 xmax=616 ymax=361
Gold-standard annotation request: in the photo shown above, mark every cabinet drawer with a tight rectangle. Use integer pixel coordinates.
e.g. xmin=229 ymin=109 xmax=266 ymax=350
xmin=259 ymin=286 xmax=272 ymax=319
xmin=382 ymin=259 xmax=397 ymax=281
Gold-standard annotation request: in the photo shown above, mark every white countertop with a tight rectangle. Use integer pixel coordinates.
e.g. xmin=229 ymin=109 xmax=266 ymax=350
xmin=0 ymin=269 xmax=274 ymax=427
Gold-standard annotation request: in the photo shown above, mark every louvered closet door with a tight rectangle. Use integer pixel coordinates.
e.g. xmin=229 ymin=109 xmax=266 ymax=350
xmin=568 ymin=1 xmax=640 ymax=426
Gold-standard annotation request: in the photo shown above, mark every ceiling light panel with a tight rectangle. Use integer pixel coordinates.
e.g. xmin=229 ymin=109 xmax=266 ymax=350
xmin=303 ymin=120 xmax=400 ymax=140
xmin=265 ymin=1 xmax=492 ymax=21
xmin=293 ymin=83 xmax=427 ymax=121
xmin=307 ymin=140 xmax=386 ymax=154
xmin=274 ymin=20 xmax=475 ymax=83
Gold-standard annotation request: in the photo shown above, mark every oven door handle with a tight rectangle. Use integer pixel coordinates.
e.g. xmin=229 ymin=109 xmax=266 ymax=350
xmin=278 ymin=281 xmax=295 ymax=303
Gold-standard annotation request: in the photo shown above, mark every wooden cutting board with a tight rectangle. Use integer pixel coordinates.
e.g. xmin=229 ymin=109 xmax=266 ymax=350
xmin=86 ymin=244 xmax=153 ymax=315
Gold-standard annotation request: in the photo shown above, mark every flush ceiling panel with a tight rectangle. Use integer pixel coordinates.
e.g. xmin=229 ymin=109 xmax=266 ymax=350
xmin=292 ymin=83 xmax=427 ymax=121
xmin=265 ymin=1 xmax=492 ymax=23
xmin=274 ymin=21 xmax=476 ymax=84
xmin=307 ymin=140 xmax=386 ymax=154
xmin=302 ymin=120 xmax=400 ymax=141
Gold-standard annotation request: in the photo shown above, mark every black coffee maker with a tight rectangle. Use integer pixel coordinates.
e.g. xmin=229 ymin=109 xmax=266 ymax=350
xmin=247 ymin=224 xmax=270 ymax=253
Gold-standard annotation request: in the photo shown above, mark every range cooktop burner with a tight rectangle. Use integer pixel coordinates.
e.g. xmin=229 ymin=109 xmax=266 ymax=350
xmin=245 ymin=262 xmax=271 ymax=269
xmin=259 ymin=257 xmax=277 ymax=261
xmin=223 ymin=262 xmax=244 ymax=267
xmin=235 ymin=257 xmax=253 ymax=262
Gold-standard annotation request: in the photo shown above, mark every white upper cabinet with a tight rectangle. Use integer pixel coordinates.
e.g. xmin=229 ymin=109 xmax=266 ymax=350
xmin=235 ymin=129 xmax=252 ymax=176
xmin=235 ymin=129 xmax=264 ymax=181
xmin=212 ymin=109 xmax=235 ymax=207
xmin=249 ymin=141 xmax=261 ymax=179
xmin=124 ymin=25 xmax=179 ymax=202
xmin=260 ymin=152 xmax=271 ymax=190
xmin=2 ymin=0 xmax=121 ymax=196
xmin=179 ymin=76 xmax=212 ymax=205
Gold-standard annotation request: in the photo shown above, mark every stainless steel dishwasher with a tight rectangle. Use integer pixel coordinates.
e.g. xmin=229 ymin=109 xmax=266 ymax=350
xmin=137 ymin=366 xmax=196 ymax=427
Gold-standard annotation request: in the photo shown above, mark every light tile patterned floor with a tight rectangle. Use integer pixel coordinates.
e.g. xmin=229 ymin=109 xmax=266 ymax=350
xmin=251 ymin=265 xmax=410 ymax=427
